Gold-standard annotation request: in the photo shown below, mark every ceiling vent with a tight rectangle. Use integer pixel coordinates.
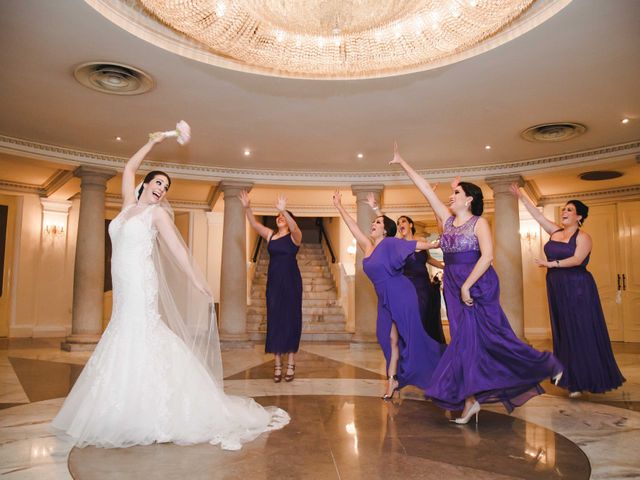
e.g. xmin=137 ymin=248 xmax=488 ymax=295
xmin=73 ymin=62 xmax=154 ymax=95
xmin=520 ymin=122 xmax=586 ymax=142
xmin=579 ymin=171 xmax=623 ymax=181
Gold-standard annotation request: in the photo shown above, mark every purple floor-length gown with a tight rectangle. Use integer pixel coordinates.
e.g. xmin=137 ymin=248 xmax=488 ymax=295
xmin=403 ymin=250 xmax=446 ymax=344
xmin=265 ymin=233 xmax=302 ymax=354
xmin=363 ymin=237 xmax=443 ymax=390
xmin=544 ymin=229 xmax=625 ymax=393
xmin=426 ymin=216 xmax=562 ymax=412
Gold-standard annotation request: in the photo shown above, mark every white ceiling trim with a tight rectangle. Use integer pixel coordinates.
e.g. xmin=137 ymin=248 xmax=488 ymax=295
xmin=1 ymin=134 xmax=639 ymax=186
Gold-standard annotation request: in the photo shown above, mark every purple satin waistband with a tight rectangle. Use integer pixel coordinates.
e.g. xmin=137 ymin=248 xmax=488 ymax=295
xmin=443 ymin=251 xmax=481 ymax=264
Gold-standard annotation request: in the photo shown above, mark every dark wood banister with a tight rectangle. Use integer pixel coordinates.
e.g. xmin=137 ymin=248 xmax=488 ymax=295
xmin=316 ymin=218 xmax=336 ymax=263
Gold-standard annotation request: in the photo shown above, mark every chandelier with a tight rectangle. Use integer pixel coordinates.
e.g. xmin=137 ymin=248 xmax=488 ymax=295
xmin=94 ymin=0 xmax=570 ymax=79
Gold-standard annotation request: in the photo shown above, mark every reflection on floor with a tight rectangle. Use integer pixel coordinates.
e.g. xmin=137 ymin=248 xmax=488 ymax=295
xmin=1 ymin=338 xmax=639 ymax=479
xmin=69 ymin=396 xmax=590 ymax=480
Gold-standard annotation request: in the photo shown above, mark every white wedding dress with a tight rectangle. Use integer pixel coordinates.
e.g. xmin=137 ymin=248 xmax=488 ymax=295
xmin=52 ymin=205 xmax=289 ymax=450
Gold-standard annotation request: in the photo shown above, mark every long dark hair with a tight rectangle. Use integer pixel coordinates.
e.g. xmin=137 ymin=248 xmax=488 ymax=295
xmin=138 ymin=170 xmax=171 ymax=199
xmin=397 ymin=215 xmax=416 ymax=235
xmin=459 ymin=181 xmax=484 ymax=216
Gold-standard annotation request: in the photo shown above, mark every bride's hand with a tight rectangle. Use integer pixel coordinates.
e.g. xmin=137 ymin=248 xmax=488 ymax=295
xmin=148 ymin=132 xmax=165 ymax=144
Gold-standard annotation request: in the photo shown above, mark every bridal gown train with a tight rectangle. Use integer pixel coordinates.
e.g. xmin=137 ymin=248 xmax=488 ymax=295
xmin=52 ymin=205 xmax=289 ymax=450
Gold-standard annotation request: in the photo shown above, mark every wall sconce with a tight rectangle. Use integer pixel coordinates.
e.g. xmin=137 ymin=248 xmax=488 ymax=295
xmin=44 ymin=223 xmax=65 ymax=236
xmin=41 ymin=199 xmax=71 ymax=241
xmin=346 ymin=238 xmax=357 ymax=255
xmin=519 ymin=226 xmax=539 ymax=250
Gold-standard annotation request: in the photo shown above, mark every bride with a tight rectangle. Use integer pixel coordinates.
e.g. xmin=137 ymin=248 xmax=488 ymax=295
xmin=51 ymin=131 xmax=289 ymax=450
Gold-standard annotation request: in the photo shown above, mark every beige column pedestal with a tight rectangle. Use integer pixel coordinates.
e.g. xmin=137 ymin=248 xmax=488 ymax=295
xmin=486 ymin=174 xmax=526 ymax=339
xmin=219 ymin=181 xmax=254 ymax=347
xmin=350 ymin=184 xmax=384 ymax=348
xmin=62 ymin=166 xmax=116 ymax=351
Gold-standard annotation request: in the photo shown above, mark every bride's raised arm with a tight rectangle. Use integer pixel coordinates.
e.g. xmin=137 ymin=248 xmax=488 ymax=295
xmin=389 ymin=142 xmax=450 ymax=225
xmin=122 ymin=133 xmax=165 ymax=208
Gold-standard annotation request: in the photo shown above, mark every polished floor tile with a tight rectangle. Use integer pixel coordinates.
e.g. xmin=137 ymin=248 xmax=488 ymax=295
xmin=67 ymin=396 xmax=590 ymax=480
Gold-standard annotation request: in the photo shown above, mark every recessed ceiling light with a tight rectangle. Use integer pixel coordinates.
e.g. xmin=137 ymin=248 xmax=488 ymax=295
xmin=357 ymin=153 xmax=364 ymax=159
xmin=115 ymin=136 xmax=122 ymax=141
xmin=621 ymin=118 xmax=630 ymax=124
xmin=243 ymin=149 xmax=251 ymax=156
xmin=484 ymin=145 xmax=491 ymax=150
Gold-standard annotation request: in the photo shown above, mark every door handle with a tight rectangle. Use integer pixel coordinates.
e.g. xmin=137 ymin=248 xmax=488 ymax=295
xmin=622 ymin=274 xmax=626 ymax=291
xmin=617 ymin=274 xmax=621 ymax=291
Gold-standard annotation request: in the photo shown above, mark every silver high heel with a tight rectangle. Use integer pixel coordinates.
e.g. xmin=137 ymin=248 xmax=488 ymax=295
xmin=451 ymin=401 xmax=480 ymax=425
xmin=552 ymin=371 xmax=563 ymax=386
xmin=381 ymin=375 xmax=399 ymax=401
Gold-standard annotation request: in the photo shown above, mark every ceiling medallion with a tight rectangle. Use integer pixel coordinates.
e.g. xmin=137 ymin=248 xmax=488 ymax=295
xmin=94 ymin=0 xmax=571 ymax=80
xmin=74 ymin=62 xmax=154 ymax=95
xmin=520 ymin=122 xmax=587 ymax=142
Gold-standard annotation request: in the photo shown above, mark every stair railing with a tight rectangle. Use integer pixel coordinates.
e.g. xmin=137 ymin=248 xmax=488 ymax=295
xmin=251 ymin=235 xmax=263 ymax=263
xmin=316 ymin=218 xmax=336 ymax=263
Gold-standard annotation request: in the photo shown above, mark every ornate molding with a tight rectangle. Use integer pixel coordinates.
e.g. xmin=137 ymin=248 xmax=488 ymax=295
xmin=104 ymin=193 xmax=210 ymax=211
xmin=537 ymin=185 xmax=640 ymax=206
xmin=1 ymin=134 xmax=639 ymax=186
xmin=0 ymin=179 xmax=43 ymax=196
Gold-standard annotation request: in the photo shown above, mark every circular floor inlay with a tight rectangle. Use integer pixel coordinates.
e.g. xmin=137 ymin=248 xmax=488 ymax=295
xmin=68 ymin=395 xmax=590 ymax=479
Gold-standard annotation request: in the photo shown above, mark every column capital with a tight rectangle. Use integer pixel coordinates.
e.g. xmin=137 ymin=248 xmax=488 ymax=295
xmin=351 ymin=184 xmax=385 ymax=197
xmin=219 ymin=180 xmax=254 ymax=196
xmin=485 ymin=174 xmax=524 ymax=193
xmin=73 ymin=165 xmax=117 ymax=184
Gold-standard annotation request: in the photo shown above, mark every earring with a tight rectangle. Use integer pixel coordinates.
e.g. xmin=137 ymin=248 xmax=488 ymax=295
xmin=465 ymin=202 xmax=471 ymax=207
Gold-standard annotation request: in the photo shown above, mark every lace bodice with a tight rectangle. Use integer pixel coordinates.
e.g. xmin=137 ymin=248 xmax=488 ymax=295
xmin=439 ymin=216 xmax=480 ymax=253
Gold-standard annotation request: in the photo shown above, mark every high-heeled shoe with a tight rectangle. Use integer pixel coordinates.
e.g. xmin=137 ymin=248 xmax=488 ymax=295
xmin=284 ymin=363 xmax=296 ymax=382
xmin=451 ymin=401 xmax=480 ymax=425
xmin=552 ymin=371 xmax=563 ymax=386
xmin=381 ymin=375 xmax=399 ymax=401
xmin=273 ymin=364 xmax=282 ymax=383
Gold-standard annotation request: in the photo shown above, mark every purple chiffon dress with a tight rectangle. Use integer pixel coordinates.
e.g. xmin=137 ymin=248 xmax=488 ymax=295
xmin=403 ymin=250 xmax=446 ymax=344
xmin=425 ymin=216 xmax=562 ymax=412
xmin=544 ymin=229 xmax=625 ymax=393
xmin=265 ymin=233 xmax=303 ymax=354
xmin=363 ymin=237 xmax=443 ymax=390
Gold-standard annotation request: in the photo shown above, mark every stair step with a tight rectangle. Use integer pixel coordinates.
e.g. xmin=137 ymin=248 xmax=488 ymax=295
xmin=247 ymin=305 xmax=344 ymax=315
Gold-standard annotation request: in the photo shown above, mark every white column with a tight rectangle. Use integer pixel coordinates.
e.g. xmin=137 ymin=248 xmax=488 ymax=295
xmin=486 ymin=174 xmax=526 ymax=339
xmin=218 ymin=181 xmax=253 ymax=345
xmin=350 ymin=184 xmax=384 ymax=346
xmin=62 ymin=166 xmax=115 ymax=351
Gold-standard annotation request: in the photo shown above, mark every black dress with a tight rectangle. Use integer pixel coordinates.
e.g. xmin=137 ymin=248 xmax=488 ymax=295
xmin=265 ymin=233 xmax=303 ymax=353
xmin=403 ymin=250 xmax=446 ymax=344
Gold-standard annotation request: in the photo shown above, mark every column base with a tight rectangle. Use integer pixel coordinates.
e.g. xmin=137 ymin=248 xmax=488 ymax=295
xmin=220 ymin=332 xmax=254 ymax=350
xmin=350 ymin=332 xmax=379 ymax=350
xmin=61 ymin=334 xmax=101 ymax=352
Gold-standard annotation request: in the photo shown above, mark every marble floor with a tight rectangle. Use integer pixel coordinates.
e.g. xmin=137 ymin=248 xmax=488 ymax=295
xmin=1 ymin=338 xmax=639 ymax=479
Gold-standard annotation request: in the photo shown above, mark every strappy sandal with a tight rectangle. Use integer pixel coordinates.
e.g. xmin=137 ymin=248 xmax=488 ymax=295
xmin=284 ymin=363 xmax=296 ymax=382
xmin=273 ymin=364 xmax=283 ymax=383
xmin=381 ymin=374 xmax=399 ymax=400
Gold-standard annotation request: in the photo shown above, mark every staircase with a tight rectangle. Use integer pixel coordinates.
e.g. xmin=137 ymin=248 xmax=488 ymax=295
xmin=247 ymin=242 xmax=352 ymax=341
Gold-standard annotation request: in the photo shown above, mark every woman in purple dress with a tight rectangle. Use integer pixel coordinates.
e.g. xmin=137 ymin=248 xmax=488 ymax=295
xmin=240 ymin=191 xmax=303 ymax=383
xmin=391 ymin=144 xmax=562 ymax=424
xmin=511 ymin=186 xmax=625 ymax=397
xmin=366 ymin=195 xmax=446 ymax=344
xmin=332 ymin=191 xmax=442 ymax=399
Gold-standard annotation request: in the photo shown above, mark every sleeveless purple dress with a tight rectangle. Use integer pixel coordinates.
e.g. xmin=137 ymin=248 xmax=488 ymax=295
xmin=403 ymin=250 xmax=446 ymax=344
xmin=425 ymin=217 xmax=562 ymax=412
xmin=363 ymin=237 xmax=443 ymax=390
xmin=265 ymin=233 xmax=302 ymax=354
xmin=544 ymin=229 xmax=625 ymax=393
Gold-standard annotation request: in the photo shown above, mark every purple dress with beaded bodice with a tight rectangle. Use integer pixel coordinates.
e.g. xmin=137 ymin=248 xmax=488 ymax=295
xmin=544 ymin=229 xmax=624 ymax=393
xmin=425 ymin=216 xmax=562 ymax=412
xmin=362 ymin=237 xmax=443 ymax=390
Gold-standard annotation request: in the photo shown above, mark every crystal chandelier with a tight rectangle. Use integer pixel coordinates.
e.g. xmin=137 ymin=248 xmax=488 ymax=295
xmin=100 ymin=0 xmax=569 ymax=79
